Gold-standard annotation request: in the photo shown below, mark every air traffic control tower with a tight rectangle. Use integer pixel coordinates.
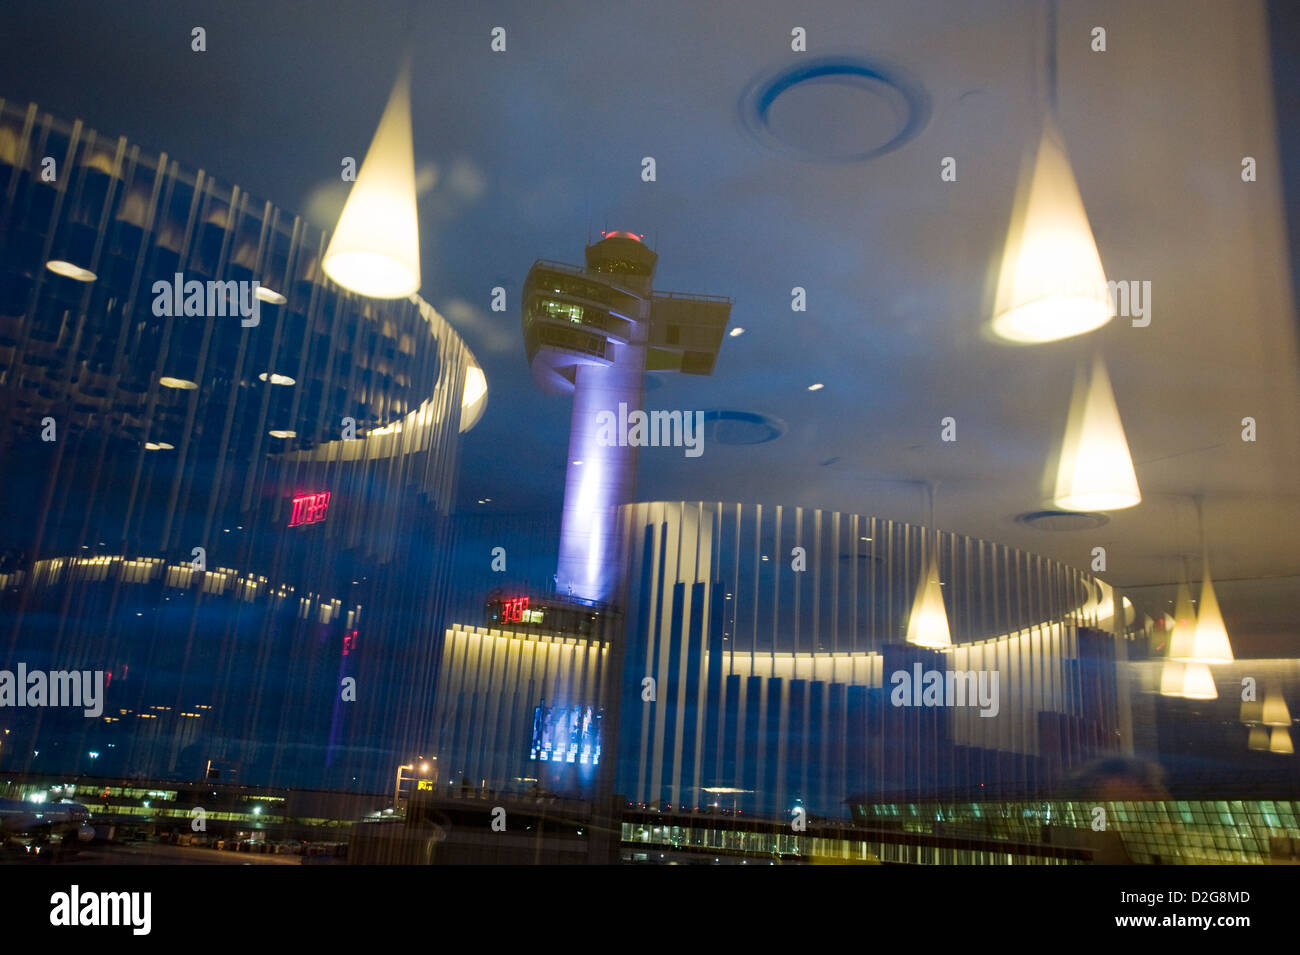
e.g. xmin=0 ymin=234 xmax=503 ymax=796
xmin=523 ymin=233 xmax=732 ymax=603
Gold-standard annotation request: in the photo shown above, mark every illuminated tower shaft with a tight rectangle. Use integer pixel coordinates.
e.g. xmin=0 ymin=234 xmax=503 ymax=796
xmin=560 ymin=326 xmax=648 ymax=602
xmin=523 ymin=233 xmax=730 ymax=603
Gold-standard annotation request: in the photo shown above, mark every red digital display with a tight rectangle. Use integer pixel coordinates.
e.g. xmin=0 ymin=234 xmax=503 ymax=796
xmin=342 ymin=630 xmax=358 ymax=656
xmin=289 ymin=491 xmax=331 ymax=527
xmin=502 ymin=596 xmax=529 ymax=623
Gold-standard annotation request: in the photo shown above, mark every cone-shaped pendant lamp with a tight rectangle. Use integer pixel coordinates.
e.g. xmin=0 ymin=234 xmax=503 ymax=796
xmin=1179 ymin=662 xmax=1217 ymax=700
xmin=1159 ymin=660 xmax=1186 ymax=698
xmin=1261 ymin=691 xmax=1291 ymax=727
xmin=1186 ymin=566 xmax=1233 ymax=664
xmin=991 ymin=120 xmax=1112 ymax=344
xmin=1240 ymin=698 xmax=1264 ymax=724
xmin=906 ymin=485 xmax=951 ymax=650
xmin=324 ymin=61 xmax=421 ymax=299
xmin=1270 ymin=727 xmax=1294 ymax=755
xmin=1167 ymin=581 xmax=1198 ymax=660
xmin=906 ymin=557 xmax=952 ymax=650
xmin=1052 ymin=355 xmax=1141 ymax=511
xmin=1247 ymin=725 xmax=1270 ymax=751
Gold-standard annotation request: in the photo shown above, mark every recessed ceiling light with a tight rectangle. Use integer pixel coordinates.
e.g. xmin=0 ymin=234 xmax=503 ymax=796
xmin=258 ymin=373 xmax=296 ymax=386
xmin=144 ymin=441 xmax=174 ymax=451
xmin=254 ymin=286 xmax=287 ymax=305
xmin=46 ymin=260 xmax=97 ymax=282
xmin=268 ymin=429 xmax=296 ymax=439
xmin=807 ymin=383 xmax=824 ymax=391
xmin=159 ymin=376 xmax=198 ymax=390
xmin=729 ymin=327 xmax=745 ymax=337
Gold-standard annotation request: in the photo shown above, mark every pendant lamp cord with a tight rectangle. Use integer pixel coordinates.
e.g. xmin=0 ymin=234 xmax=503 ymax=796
xmin=1194 ymin=493 xmax=1208 ymax=568
xmin=926 ymin=481 xmax=938 ymax=572
xmin=1046 ymin=0 xmax=1060 ymax=117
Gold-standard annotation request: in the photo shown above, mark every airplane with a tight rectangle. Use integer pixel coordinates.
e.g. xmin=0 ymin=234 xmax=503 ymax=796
xmin=0 ymin=795 xmax=95 ymax=854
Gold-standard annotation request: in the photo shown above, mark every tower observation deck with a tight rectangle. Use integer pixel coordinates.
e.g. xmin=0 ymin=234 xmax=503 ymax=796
xmin=523 ymin=233 xmax=731 ymax=603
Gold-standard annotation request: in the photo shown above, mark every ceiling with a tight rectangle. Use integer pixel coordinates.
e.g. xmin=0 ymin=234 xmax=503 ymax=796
xmin=2 ymin=0 xmax=1297 ymax=653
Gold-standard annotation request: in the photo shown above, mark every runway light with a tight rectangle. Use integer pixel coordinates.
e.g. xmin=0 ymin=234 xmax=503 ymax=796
xmin=46 ymin=260 xmax=97 ymax=282
xmin=323 ymin=62 xmax=421 ymax=298
xmin=1052 ymin=355 xmax=1140 ymax=512
xmin=991 ymin=120 xmax=1112 ymax=344
xmin=159 ymin=376 xmax=198 ymax=390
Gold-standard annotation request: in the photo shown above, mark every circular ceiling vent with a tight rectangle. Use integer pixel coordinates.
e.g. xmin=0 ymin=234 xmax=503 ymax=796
xmin=1015 ymin=509 xmax=1110 ymax=532
xmin=741 ymin=56 xmax=930 ymax=163
xmin=703 ymin=410 xmax=786 ymax=445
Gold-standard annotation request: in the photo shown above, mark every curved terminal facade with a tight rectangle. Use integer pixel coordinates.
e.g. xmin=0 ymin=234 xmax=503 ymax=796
xmin=0 ymin=101 xmax=483 ymax=790
xmin=612 ymin=502 xmax=1134 ymax=819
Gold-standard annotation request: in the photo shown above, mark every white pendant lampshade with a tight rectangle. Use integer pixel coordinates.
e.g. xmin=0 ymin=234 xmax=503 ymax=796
xmin=1247 ymin=725 xmax=1270 ymax=751
xmin=1261 ymin=692 xmax=1291 ymax=727
xmin=1159 ymin=660 xmax=1185 ymax=698
xmin=1167 ymin=581 xmax=1198 ymax=660
xmin=991 ymin=120 xmax=1113 ymax=344
xmin=1186 ymin=568 xmax=1233 ymax=664
xmin=905 ymin=557 xmax=951 ymax=650
xmin=459 ymin=364 xmax=488 ymax=433
xmin=1179 ymin=662 xmax=1217 ymax=700
xmin=1269 ymin=727 xmax=1294 ymax=755
xmin=323 ymin=63 xmax=421 ymax=299
xmin=1052 ymin=356 xmax=1141 ymax=512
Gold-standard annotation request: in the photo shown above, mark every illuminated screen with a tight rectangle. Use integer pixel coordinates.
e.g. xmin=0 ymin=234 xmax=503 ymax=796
xmin=289 ymin=491 xmax=330 ymax=527
xmin=530 ymin=703 xmax=602 ymax=765
xmin=490 ymin=595 xmax=544 ymax=625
